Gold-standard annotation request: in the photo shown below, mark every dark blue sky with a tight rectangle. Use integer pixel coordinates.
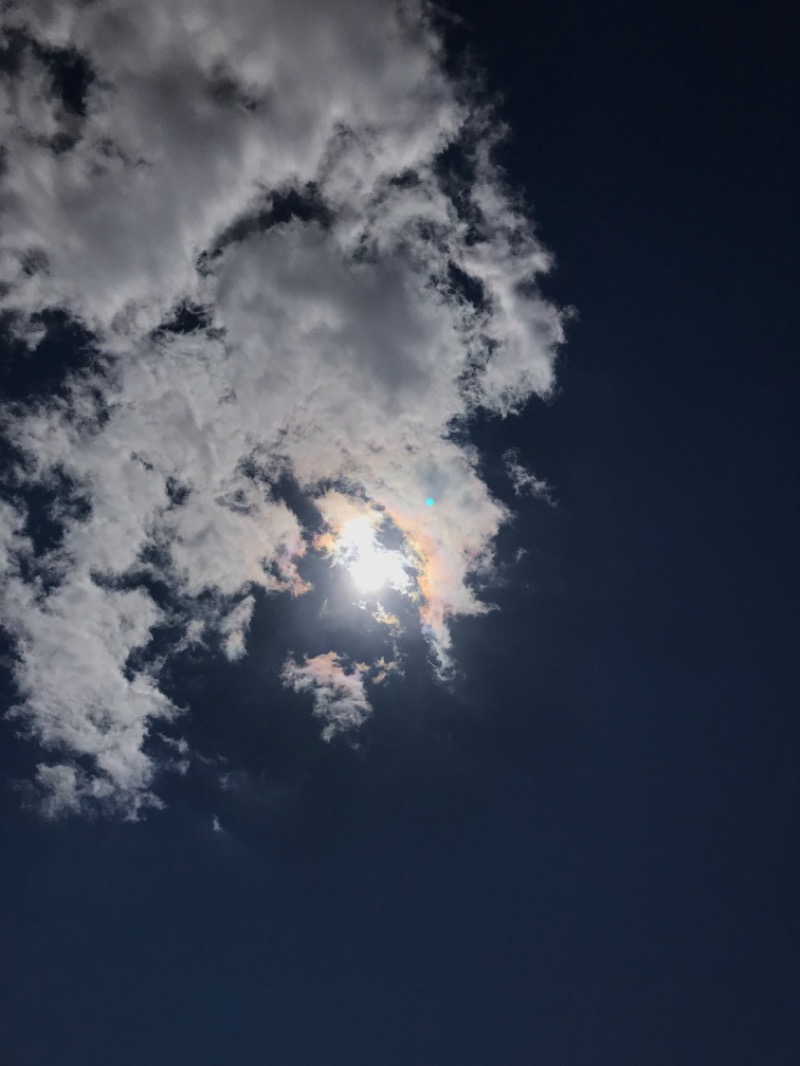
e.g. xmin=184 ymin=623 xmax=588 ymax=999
xmin=2 ymin=0 xmax=798 ymax=1063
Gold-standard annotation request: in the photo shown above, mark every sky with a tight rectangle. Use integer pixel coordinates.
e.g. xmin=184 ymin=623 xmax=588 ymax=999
xmin=0 ymin=0 xmax=798 ymax=1063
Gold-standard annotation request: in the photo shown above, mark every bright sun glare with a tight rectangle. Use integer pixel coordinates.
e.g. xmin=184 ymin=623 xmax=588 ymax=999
xmin=337 ymin=516 xmax=410 ymax=595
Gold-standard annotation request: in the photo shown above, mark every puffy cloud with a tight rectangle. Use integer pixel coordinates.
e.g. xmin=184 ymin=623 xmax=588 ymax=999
xmin=0 ymin=0 xmax=565 ymax=815
xmin=0 ymin=0 xmax=462 ymax=340
xmin=4 ymin=570 xmax=175 ymax=817
xmin=282 ymin=653 xmax=371 ymax=741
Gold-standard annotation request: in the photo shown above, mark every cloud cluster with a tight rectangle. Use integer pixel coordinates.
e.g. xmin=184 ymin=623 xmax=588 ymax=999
xmin=0 ymin=0 xmax=564 ymax=816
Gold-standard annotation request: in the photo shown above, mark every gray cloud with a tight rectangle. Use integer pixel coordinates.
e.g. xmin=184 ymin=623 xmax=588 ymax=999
xmin=0 ymin=0 xmax=564 ymax=816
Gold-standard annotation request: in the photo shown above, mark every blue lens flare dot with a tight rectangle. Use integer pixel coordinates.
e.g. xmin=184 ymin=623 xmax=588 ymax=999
xmin=425 ymin=497 xmax=435 ymax=506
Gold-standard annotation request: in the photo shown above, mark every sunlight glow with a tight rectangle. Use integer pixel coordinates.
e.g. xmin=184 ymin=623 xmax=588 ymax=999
xmin=337 ymin=517 xmax=411 ymax=594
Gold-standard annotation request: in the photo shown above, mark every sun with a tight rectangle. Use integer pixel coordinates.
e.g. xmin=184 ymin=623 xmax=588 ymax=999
xmin=336 ymin=516 xmax=411 ymax=595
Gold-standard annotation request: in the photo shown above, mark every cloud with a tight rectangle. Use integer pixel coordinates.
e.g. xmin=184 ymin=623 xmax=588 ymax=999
xmin=219 ymin=595 xmax=256 ymax=662
xmin=503 ymin=448 xmax=556 ymax=503
xmin=4 ymin=571 xmax=176 ymax=818
xmin=0 ymin=0 xmax=565 ymax=815
xmin=0 ymin=0 xmax=464 ymax=341
xmin=281 ymin=653 xmax=371 ymax=741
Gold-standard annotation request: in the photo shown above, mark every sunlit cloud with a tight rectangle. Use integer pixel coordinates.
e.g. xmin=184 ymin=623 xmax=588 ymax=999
xmin=334 ymin=516 xmax=412 ymax=596
xmin=281 ymin=652 xmax=371 ymax=741
xmin=0 ymin=0 xmax=564 ymax=816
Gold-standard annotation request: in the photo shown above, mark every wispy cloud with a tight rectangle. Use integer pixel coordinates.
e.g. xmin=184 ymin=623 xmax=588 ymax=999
xmin=0 ymin=0 xmax=564 ymax=815
xmin=282 ymin=653 xmax=371 ymax=741
xmin=503 ymin=448 xmax=556 ymax=504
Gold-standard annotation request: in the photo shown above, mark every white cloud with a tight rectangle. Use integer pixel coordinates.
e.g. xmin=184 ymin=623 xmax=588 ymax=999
xmin=0 ymin=0 xmax=565 ymax=815
xmin=0 ymin=499 xmax=25 ymax=578
xmin=0 ymin=0 xmax=463 ymax=341
xmin=219 ymin=596 xmax=255 ymax=662
xmin=281 ymin=653 xmax=371 ymax=741
xmin=504 ymin=448 xmax=555 ymax=503
xmin=4 ymin=570 xmax=175 ymax=817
